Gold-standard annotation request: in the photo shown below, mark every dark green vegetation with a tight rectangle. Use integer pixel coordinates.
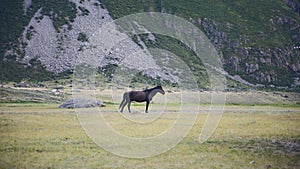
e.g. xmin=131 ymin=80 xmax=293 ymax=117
xmin=32 ymin=0 xmax=77 ymax=31
xmin=138 ymin=34 xmax=209 ymax=87
xmin=0 ymin=0 xmax=76 ymax=82
xmin=101 ymin=0 xmax=300 ymax=87
xmin=1 ymin=0 xmax=299 ymax=90
xmin=77 ymin=32 xmax=89 ymax=42
xmin=98 ymin=63 xmax=179 ymax=87
xmin=102 ymin=0 xmax=299 ymax=48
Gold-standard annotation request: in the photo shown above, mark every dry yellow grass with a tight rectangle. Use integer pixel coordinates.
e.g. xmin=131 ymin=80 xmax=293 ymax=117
xmin=0 ymin=103 xmax=299 ymax=168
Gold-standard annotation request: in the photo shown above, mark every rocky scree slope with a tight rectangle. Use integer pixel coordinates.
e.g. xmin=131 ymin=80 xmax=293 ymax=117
xmin=0 ymin=0 xmax=299 ymax=90
xmin=3 ymin=0 xmax=182 ymax=85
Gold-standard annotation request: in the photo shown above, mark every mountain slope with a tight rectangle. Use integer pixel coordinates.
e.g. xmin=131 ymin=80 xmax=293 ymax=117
xmin=101 ymin=0 xmax=300 ymax=87
xmin=0 ymin=0 xmax=299 ymax=90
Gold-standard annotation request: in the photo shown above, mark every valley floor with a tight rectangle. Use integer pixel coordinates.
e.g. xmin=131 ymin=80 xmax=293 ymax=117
xmin=0 ymin=103 xmax=299 ymax=168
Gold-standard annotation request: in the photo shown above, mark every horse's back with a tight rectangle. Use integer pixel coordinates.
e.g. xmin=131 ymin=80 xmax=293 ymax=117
xmin=129 ymin=91 xmax=147 ymax=102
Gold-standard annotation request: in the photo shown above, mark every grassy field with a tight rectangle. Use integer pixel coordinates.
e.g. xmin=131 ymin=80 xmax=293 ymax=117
xmin=0 ymin=101 xmax=299 ymax=168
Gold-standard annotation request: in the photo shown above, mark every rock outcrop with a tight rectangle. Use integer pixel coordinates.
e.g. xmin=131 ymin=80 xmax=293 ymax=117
xmin=198 ymin=15 xmax=299 ymax=86
xmin=59 ymin=98 xmax=103 ymax=108
xmin=283 ymin=0 xmax=300 ymax=16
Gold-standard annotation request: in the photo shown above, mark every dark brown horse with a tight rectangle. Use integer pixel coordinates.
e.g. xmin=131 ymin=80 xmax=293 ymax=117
xmin=119 ymin=85 xmax=165 ymax=113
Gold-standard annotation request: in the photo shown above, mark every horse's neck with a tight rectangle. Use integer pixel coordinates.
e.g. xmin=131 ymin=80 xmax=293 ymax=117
xmin=148 ymin=89 xmax=159 ymax=100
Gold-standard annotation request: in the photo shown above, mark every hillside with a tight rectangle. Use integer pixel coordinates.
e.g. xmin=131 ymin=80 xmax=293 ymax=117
xmin=101 ymin=0 xmax=300 ymax=88
xmin=0 ymin=0 xmax=299 ymax=91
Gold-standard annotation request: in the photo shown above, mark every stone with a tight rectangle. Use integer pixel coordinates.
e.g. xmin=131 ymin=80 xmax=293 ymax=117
xmin=59 ymin=98 xmax=104 ymax=108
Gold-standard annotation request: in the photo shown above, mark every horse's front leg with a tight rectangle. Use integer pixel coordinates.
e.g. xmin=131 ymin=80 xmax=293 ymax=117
xmin=127 ymin=101 xmax=131 ymax=113
xmin=145 ymin=101 xmax=150 ymax=113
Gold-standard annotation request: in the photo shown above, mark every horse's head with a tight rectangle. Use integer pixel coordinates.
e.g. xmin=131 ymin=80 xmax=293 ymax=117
xmin=156 ymin=85 xmax=165 ymax=95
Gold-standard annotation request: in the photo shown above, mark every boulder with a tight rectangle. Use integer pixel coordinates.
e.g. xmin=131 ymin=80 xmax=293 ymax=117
xmin=59 ymin=98 xmax=104 ymax=108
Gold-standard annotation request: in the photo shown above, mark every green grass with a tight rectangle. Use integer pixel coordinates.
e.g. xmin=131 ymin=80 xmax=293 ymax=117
xmin=0 ymin=103 xmax=299 ymax=168
xmin=1 ymin=0 xmax=299 ymax=88
xmin=0 ymin=87 xmax=64 ymax=103
xmin=101 ymin=0 xmax=300 ymax=87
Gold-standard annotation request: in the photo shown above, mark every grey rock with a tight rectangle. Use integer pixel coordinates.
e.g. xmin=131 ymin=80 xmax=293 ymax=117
xmin=23 ymin=0 xmax=32 ymax=15
xmin=59 ymin=98 xmax=104 ymax=108
xmin=284 ymin=0 xmax=300 ymax=16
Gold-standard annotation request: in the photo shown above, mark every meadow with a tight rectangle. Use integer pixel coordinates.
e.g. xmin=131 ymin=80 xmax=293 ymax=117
xmin=0 ymin=92 xmax=299 ymax=169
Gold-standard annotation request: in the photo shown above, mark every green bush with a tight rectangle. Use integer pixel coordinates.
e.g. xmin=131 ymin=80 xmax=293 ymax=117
xmin=77 ymin=32 xmax=89 ymax=42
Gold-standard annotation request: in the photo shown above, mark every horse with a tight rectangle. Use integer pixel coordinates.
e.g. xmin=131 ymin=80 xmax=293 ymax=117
xmin=119 ymin=85 xmax=165 ymax=113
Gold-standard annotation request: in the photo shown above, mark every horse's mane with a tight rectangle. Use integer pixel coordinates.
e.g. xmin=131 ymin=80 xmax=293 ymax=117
xmin=143 ymin=88 xmax=151 ymax=92
xmin=143 ymin=86 xmax=162 ymax=92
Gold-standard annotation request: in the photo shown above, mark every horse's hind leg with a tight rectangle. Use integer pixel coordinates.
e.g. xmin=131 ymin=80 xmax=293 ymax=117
xmin=120 ymin=93 xmax=130 ymax=113
xmin=119 ymin=98 xmax=127 ymax=113
xmin=119 ymin=98 xmax=125 ymax=111
xmin=119 ymin=98 xmax=124 ymax=109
